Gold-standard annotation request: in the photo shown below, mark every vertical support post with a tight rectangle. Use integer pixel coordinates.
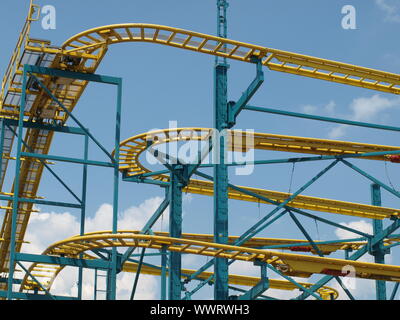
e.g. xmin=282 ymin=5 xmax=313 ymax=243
xmin=217 ymin=0 xmax=229 ymax=64
xmin=371 ymin=183 xmax=387 ymax=300
xmin=168 ymin=169 xmax=183 ymax=300
xmin=77 ymin=134 xmax=89 ymax=300
xmin=7 ymin=66 xmax=27 ymax=299
xmin=161 ymin=246 xmax=167 ymax=300
xmin=94 ymin=269 xmax=98 ymax=300
xmin=214 ymin=1 xmax=229 ymax=300
xmin=108 ymin=79 xmax=122 ymax=300
xmin=0 ymin=120 xmax=5 ymax=183
xmin=214 ymin=63 xmax=229 ymax=300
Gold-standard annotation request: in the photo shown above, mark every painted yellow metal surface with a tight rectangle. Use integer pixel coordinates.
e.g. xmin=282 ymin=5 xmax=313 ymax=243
xmin=21 ymin=253 xmax=339 ymax=300
xmin=61 ymin=230 xmax=373 ymax=255
xmin=19 ymin=232 xmax=400 ymax=297
xmin=117 ymin=128 xmax=400 ymax=220
xmin=122 ymin=263 xmax=339 ymax=300
xmin=57 ymin=24 xmax=400 ymax=95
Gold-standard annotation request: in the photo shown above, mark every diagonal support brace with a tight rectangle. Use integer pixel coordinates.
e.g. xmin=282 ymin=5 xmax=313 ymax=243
xmin=227 ymin=57 xmax=264 ymax=128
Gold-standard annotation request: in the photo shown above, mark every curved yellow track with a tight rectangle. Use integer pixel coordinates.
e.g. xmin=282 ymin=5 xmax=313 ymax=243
xmin=21 ymin=231 xmax=343 ymax=300
xmin=20 ymin=232 xmax=400 ymax=299
xmin=1 ymin=11 xmax=400 ymax=299
xmin=117 ymin=128 xmax=400 ymax=220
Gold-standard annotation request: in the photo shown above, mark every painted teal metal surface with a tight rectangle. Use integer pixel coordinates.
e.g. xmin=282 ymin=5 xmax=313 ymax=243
xmin=16 ymin=253 xmax=110 ymax=269
xmin=371 ymin=184 xmax=387 ymax=300
xmin=228 ymin=58 xmax=264 ymax=127
xmin=161 ymin=246 xmax=168 ymax=300
xmin=169 ymin=169 xmax=183 ymax=300
xmin=244 ymin=105 xmax=400 ymax=133
xmin=5 ymin=65 xmax=123 ymax=300
xmin=214 ymin=62 xmax=229 ymax=300
xmin=7 ymin=65 xmax=27 ymax=299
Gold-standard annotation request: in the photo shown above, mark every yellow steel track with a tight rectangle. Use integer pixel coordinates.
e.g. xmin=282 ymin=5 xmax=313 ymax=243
xmin=118 ymin=128 xmax=400 ymax=220
xmin=21 ymin=231 xmax=345 ymax=300
xmin=1 ymin=2 xmax=400 ymax=298
xmin=19 ymin=232 xmax=400 ymax=299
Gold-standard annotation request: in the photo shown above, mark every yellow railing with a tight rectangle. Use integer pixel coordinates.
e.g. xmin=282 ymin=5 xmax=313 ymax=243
xmin=0 ymin=1 xmax=40 ymax=105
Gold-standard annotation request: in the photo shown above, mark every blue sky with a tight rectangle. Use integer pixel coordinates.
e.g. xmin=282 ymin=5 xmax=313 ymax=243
xmin=1 ymin=0 xmax=400 ymax=299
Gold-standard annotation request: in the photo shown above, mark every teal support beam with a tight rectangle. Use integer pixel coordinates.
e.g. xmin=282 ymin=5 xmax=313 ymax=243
xmin=266 ymin=264 xmax=322 ymax=300
xmin=29 ymin=71 xmax=118 ymax=162
xmin=16 ymin=261 xmax=56 ymax=300
xmin=141 ymin=196 xmax=170 ymax=235
xmin=342 ymin=160 xmax=400 ymax=200
xmin=390 ymin=283 xmax=399 ymax=300
xmin=20 ymin=151 xmax=114 ymax=168
xmin=169 ymin=168 xmax=183 ymax=300
xmin=244 ymin=105 xmax=400 ymax=133
xmin=0 ymin=120 xmax=5 ymax=183
xmin=7 ymin=65 xmax=27 ymax=300
xmin=0 ymin=291 xmax=78 ymax=300
xmin=161 ymin=246 xmax=168 ymax=300
xmin=109 ymin=74 xmax=122 ymax=301
xmin=238 ymin=278 xmax=269 ymax=300
xmin=227 ymin=58 xmax=264 ymax=128
xmin=0 ymin=278 xmax=21 ymax=285
xmin=214 ymin=64 xmax=230 ymax=300
xmin=3 ymin=118 xmax=87 ymax=135
xmin=16 ymin=253 xmax=110 ymax=269
xmin=6 ymin=124 xmax=84 ymax=204
xmin=371 ymin=184 xmax=387 ymax=300
xmin=288 ymin=212 xmax=355 ymax=300
xmin=238 ymin=261 xmax=269 ymax=300
xmin=6 ymin=65 xmax=122 ymax=301
xmin=214 ymin=0 xmax=230 ymax=301
xmin=216 ymin=0 xmax=229 ymax=64
xmin=130 ymin=248 xmax=146 ymax=300
xmin=78 ymin=134 xmax=89 ymax=300
xmin=120 ymin=194 xmax=170 ymax=266
xmin=94 ymin=269 xmax=98 ymax=300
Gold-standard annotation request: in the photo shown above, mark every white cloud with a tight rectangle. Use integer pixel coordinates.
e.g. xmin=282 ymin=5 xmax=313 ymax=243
xmin=327 ymin=124 xmax=347 ymax=139
xmin=302 ymin=105 xmax=318 ymax=115
xmin=333 ymin=220 xmax=397 ymax=299
xmin=350 ymin=94 xmax=400 ymax=122
xmin=335 ymin=220 xmax=373 ymax=239
xmin=301 ymin=100 xmax=336 ymax=116
xmin=21 ymin=196 xmax=165 ymax=299
xmin=375 ymin=0 xmax=400 ymax=23
xmin=327 ymin=94 xmax=400 ymax=138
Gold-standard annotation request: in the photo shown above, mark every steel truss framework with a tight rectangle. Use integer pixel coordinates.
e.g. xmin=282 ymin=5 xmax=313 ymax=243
xmin=1 ymin=0 xmax=400 ymax=300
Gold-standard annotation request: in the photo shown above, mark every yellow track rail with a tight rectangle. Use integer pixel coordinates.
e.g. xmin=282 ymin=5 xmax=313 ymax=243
xmin=118 ymin=128 xmax=400 ymax=220
xmin=56 ymin=24 xmax=400 ymax=95
xmin=122 ymin=262 xmax=339 ymax=300
xmin=20 ymin=231 xmax=345 ymax=300
xmin=22 ymin=260 xmax=339 ymax=300
xmin=20 ymin=232 xmax=400 ymax=297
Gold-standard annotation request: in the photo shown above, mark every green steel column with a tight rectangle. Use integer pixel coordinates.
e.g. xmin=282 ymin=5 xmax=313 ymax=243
xmin=94 ymin=269 xmax=98 ymax=300
xmin=109 ymin=79 xmax=122 ymax=300
xmin=169 ymin=169 xmax=183 ymax=300
xmin=161 ymin=246 xmax=167 ymax=300
xmin=214 ymin=0 xmax=230 ymax=300
xmin=0 ymin=120 xmax=5 ymax=181
xmin=371 ymin=183 xmax=387 ymax=300
xmin=214 ymin=63 xmax=229 ymax=300
xmin=7 ymin=66 xmax=27 ymax=299
xmin=78 ymin=134 xmax=89 ymax=300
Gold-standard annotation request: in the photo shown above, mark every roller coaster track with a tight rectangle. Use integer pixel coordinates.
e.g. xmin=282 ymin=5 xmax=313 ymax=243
xmin=19 ymin=232 xmax=400 ymax=299
xmin=20 ymin=231 xmax=345 ymax=300
xmin=118 ymin=128 xmax=400 ymax=220
xmin=1 ymin=2 xmax=400 ymax=298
